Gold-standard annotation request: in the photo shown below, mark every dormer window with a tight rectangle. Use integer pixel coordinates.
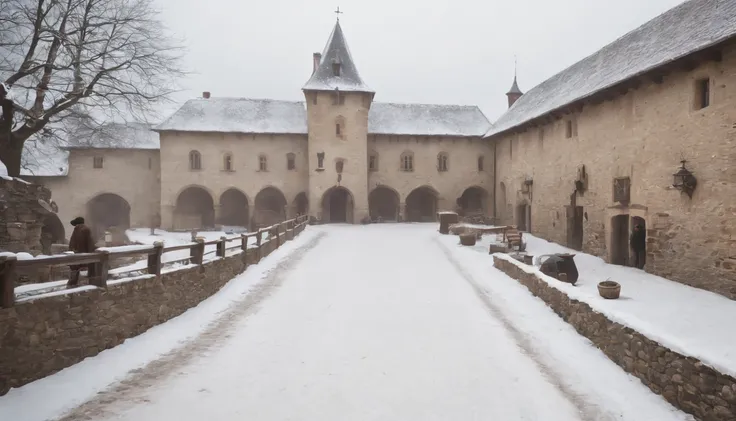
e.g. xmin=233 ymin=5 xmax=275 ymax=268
xmin=332 ymin=62 xmax=341 ymax=76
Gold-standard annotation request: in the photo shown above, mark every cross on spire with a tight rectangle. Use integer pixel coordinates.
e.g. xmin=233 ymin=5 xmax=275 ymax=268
xmin=334 ymin=6 xmax=343 ymax=21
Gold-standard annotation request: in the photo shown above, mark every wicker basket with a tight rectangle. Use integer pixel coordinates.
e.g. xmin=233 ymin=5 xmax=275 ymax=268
xmin=459 ymin=233 xmax=476 ymax=246
xmin=598 ymin=280 xmax=621 ymax=299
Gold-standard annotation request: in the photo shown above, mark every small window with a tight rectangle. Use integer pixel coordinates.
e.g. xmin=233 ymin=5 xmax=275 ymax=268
xmin=93 ymin=156 xmax=103 ymax=169
xmin=336 ymin=123 xmax=341 ymax=136
xmin=317 ymin=152 xmax=325 ymax=169
xmin=258 ymin=155 xmax=267 ymax=171
xmin=223 ymin=153 xmax=233 ymax=171
xmin=368 ymin=153 xmax=378 ymax=172
xmin=332 ymin=91 xmax=340 ymax=105
xmin=437 ymin=153 xmax=448 ymax=172
xmin=613 ymin=177 xmax=631 ymax=204
xmin=477 ymin=155 xmax=484 ymax=171
xmin=336 ymin=159 xmax=344 ymax=174
xmin=400 ymin=152 xmax=414 ymax=172
xmin=695 ymin=78 xmax=710 ymax=110
xmin=287 ymin=153 xmax=296 ymax=170
xmin=566 ymin=120 xmax=574 ymax=138
xmin=189 ymin=150 xmax=201 ymax=170
xmin=332 ymin=62 xmax=341 ymax=76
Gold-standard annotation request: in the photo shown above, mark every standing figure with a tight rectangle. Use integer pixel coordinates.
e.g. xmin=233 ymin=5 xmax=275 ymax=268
xmin=67 ymin=217 xmax=96 ymax=288
xmin=630 ymin=224 xmax=646 ymax=269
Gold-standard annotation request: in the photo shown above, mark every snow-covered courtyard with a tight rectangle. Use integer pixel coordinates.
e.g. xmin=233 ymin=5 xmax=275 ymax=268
xmin=0 ymin=224 xmax=691 ymax=421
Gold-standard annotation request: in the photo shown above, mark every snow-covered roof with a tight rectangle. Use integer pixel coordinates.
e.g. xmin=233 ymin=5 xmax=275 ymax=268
xmin=368 ymin=103 xmax=491 ymax=137
xmin=302 ymin=21 xmax=373 ymax=93
xmin=154 ymin=98 xmax=308 ymax=134
xmin=485 ymin=0 xmax=736 ymax=138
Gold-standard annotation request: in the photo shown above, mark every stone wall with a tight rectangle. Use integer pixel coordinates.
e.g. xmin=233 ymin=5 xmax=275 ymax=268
xmin=0 ymin=178 xmax=54 ymax=254
xmin=0 ymin=228 xmax=300 ymax=396
xmin=493 ymin=256 xmax=736 ymax=421
xmin=491 ymin=42 xmax=736 ymax=299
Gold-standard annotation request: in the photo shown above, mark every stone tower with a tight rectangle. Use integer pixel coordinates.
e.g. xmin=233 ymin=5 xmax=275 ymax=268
xmin=302 ymin=20 xmax=374 ymax=223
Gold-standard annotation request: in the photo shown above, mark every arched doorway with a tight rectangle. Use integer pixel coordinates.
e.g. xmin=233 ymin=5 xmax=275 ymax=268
xmin=321 ymin=187 xmax=354 ymax=223
xmin=631 ymin=216 xmax=646 ymax=268
xmin=293 ymin=192 xmax=308 ymax=216
xmin=369 ymin=186 xmax=400 ymax=221
xmin=87 ymin=193 xmax=131 ymax=240
xmin=254 ymin=187 xmax=287 ymax=227
xmin=219 ymin=188 xmax=249 ymax=228
xmin=41 ymin=214 xmax=65 ymax=254
xmin=406 ymin=186 xmax=438 ymax=222
xmin=458 ymin=186 xmax=488 ymax=215
xmin=610 ymin=215 xmax=629 ymax=266
xmin=175 ymin=186 xmax=215 ymax=230
xmin=516 ymin=202 xmax=531 ymax=232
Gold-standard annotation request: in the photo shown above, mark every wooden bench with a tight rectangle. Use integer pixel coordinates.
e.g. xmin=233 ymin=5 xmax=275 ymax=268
xmin=503 ymin=227 xmax=524 ymax=251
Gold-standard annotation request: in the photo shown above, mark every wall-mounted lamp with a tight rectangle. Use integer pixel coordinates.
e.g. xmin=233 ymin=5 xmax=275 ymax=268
xmin=672 ymin=160 xmax=697 ymax=199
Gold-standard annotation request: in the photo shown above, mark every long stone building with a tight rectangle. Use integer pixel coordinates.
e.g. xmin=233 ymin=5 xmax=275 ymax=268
xmin=14 ymin=0 xmax=736 ymax=299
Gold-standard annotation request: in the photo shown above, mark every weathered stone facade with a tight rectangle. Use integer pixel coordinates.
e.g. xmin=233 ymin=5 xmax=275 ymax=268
xmin=491 ymin=41 xmax=736 ymax=299
xmin=0 ymin=178 xmax=55 ymax=254
xmin=494 ymin=257 xmax=736 ymax=421
xmin=0 ymin=228 xmax=299 ymax=395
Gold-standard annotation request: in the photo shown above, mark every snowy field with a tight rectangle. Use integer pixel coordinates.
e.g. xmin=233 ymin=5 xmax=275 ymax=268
xmin=0 ymin=224 xmax=691 ymax=420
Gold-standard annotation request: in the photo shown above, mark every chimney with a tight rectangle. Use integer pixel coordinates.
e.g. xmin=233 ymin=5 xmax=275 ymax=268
xmin=312 ymin=53 xmax=322 ymax=75
xmin=202 ymin=91 xmax=211 ymax=99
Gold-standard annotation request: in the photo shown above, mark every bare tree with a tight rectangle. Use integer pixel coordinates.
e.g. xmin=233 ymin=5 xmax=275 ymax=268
xmin=0 ymin=0 xmax=183 ymax=176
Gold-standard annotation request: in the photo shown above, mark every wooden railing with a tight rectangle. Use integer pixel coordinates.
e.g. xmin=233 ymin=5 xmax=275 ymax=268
xmin=0 ymin=215 xmax=310 ymax=308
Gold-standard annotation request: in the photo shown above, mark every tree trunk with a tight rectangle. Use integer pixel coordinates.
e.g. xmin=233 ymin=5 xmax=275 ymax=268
xmin=0 ymin=133 xmax=24 ymax=177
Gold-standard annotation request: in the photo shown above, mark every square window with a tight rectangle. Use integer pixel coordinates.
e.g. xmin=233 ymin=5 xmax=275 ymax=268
xmin=93 ymin=156 xmax=103 ymax=169
xmin=695 ymin=78 xmax=710 ymax=110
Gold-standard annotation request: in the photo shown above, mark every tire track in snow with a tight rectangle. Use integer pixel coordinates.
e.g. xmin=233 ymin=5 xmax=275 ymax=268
xmin=56 ymin=232 xmax=327 ymax=421
xmin=434 ymin=238 xmax=614 ymax=421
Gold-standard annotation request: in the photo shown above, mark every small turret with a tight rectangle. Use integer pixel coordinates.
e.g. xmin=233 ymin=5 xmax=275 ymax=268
xmin=506 ymin=75 xmax=523 ymax=108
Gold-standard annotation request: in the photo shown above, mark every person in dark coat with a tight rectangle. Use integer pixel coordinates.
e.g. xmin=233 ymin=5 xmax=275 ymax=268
xmin=67 ymin=217 xmax=97 ymax=287
xmin=630 ymin=224 xmax=646 ymax=269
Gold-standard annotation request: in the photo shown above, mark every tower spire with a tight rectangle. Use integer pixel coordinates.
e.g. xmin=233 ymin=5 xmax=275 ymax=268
xmin=334 ymin=6 xmax=343 ymax=21
xmin=506 ymin=56 xmax=523 ymax=108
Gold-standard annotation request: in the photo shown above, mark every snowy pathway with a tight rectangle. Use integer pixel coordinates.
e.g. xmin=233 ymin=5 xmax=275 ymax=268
xmin=5 ymin=225 xmax=688 ymax=421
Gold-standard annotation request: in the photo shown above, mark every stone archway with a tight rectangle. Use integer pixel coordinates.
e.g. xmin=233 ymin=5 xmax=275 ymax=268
xmin=219 ymin=188 xmax=249 ymax=228
xmin=458 ymin=186 xmax=488 ymax=215
xmin=369 ymin=186 xmax=400 ymax=221
xmin=175 ymin=186 xmax=215 ymax=230
xmin=293 ymin=192 xmax=308 ymax=216
xmin=406 ymin=186 xmax=438 ymax=222
xmin=87 ymin=193 xmax=131 ymax=240
xmin=321 ymin=187 xmax=354 ymax=223
xmin=254 ymin=187 xmax=287 ymax=227
xmin=41 ymin=214 xmax=65 ymax=253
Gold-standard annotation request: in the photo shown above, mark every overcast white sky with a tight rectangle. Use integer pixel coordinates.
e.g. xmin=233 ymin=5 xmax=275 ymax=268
xmin=154 ymin=0 xmax=686 ymax=122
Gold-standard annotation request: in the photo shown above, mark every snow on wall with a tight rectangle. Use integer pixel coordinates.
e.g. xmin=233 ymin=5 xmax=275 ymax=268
xmin=153 ymin=98 xmax=309 ymax=134
xmin=369 ymin=103 xmax=491 ymax=137
xmin=485 ymin=0 xmax=736 ymax=138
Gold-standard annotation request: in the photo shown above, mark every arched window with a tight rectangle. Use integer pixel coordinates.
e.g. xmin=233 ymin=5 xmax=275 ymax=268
xmin=335 ymin=116 xmax=346 ymax=139
xmin=223 ymin=153 xmax=233 ymax=171
xmin=335 ymin=159 xmax=344 ymax=174
xmin=286 ymin=153 xmax=296 ymax=170
xmin=258 ymin=155 xmax=267 ymax=171
xmin=400 ymin=151 xmax=414 ymax=172
xmin=189 ymin=150 xmax=202 ymax=170
xmin=477 ymin=155 xmax=484 ymax=171
xmin=368 ymin=151 xmax=378 ymax=172
xmin=437 ymin=152 xmax=448 ymax=172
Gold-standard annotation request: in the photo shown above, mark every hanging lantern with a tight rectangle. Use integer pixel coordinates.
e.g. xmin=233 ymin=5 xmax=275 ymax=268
xmin=672 ymin=160 xmax=697 ymax=198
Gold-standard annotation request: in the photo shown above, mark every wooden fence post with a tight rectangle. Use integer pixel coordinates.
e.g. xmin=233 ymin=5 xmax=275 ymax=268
xmin=241 ymin=234 xmax=249 ymax=267
xmin=148 ymin=241 xmax=163 ymax=276
xmin=275 ymin=225 xmax=281 ymax=248
xmin=91 ymin=250 xmax=109 ymax=288
xmin=217 ymin=236 xmax=227 ymax=258
xmin=256 ymin=229 xmax=263 ymax=262
xmin=191 ymin=237 xmax=205 ymax=266
xmin=0 ymin=256 xmax=17 ymax=308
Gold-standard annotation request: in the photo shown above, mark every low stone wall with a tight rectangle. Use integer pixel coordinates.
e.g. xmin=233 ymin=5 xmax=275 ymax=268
xmin=493 ymin=257 xmax=736 ymax=421
xmin=0 ymin=232 xmax=298 ymax=396
xmin=0 ymin=178 xmax=54 ymax=254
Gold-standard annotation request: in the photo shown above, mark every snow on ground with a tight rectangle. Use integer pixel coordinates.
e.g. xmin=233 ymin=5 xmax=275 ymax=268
xmin=470 ymin=232 xmax=736 ymax=379
xmin=0 ymin=227 xmax=320 ymax=421
xmin=1 ymin=224 xmax=691 ymax=421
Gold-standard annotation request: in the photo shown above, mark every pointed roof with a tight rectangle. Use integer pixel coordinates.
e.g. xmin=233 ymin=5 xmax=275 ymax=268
xmin=302 ymin=21 xmax=373 ymax=93
xmin=507 ymin=76 xmax=523 ymax=96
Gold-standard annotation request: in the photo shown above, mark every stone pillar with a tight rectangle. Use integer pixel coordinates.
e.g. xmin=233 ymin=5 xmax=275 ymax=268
xmin=399 ymin=202 xmax=407 ymax=222
xmin=213 ymin=205 xmax=222 ymax=227
xmin=161 ymin=205 xmax=175 ymax=231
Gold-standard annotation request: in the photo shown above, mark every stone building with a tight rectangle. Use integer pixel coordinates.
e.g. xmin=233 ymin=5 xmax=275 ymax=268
xmin=487 ymin=0 xmax=736 ymax=299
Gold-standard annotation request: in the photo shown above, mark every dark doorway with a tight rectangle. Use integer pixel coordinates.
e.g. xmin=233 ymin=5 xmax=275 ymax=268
xmin=219 ymin=188 xmax=249 ymax=228
xmin=293 ymin=192 xmax=308 ymax=216
xmin=369 ymin=186 xmax=400 ymax=221
xmin=87 ymin=193 xmax=131 ymax=240
xmin=175 ymin=186 xmax=215 ymax=230
xmin=41 ymin=214 xmax=65 ymax=254
xmin=631 ymin=216 xmax=646 ymax=267
xmin=458 ymin=187 xmax=487 ymax=215
xmin=254 ymin=187 xmax=287 ymax=227
xmin=516 ymin=204 xmax=531 ymax=232
xmin=611 ymin=214 xmax=630 ymax=265
xmin=321 ymin=187 xmax=353 ymax=223
xmin=406 ymin=186 xmax=438 ymax=222
xmin=565 ymin=192 xmax=583 ymax=250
